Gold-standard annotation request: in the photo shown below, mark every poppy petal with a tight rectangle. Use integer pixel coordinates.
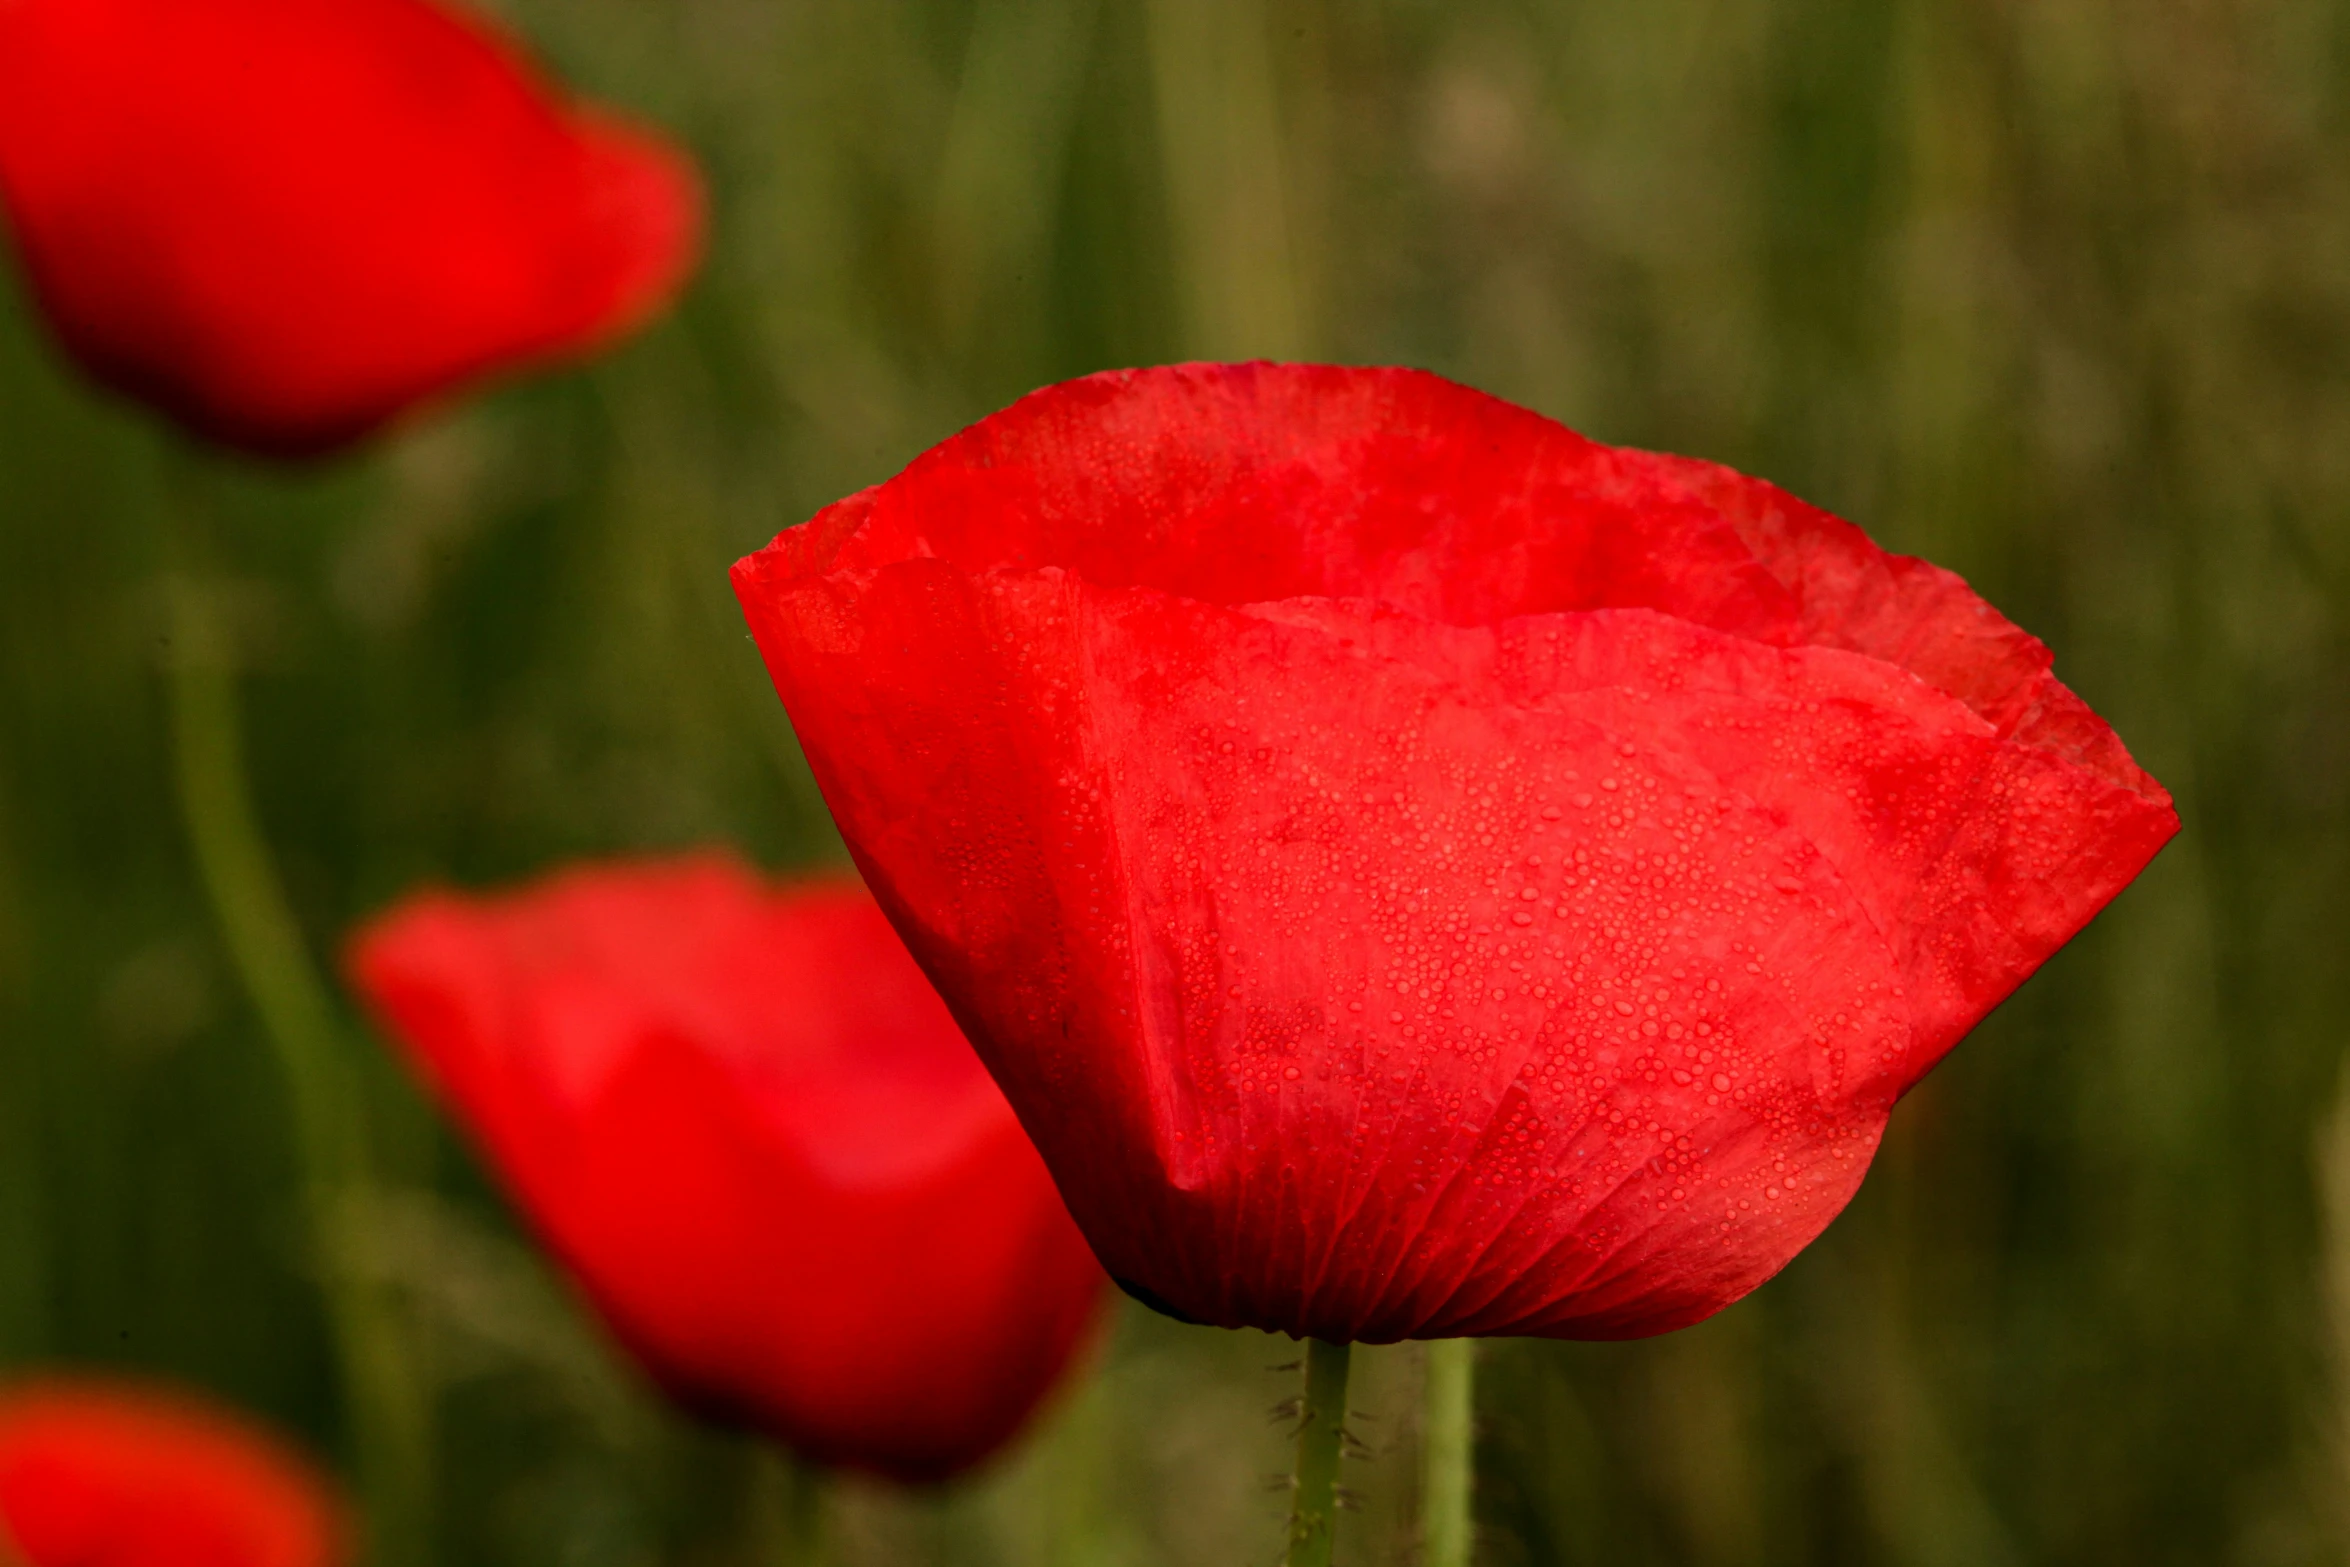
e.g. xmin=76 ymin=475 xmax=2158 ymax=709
xmin=0 ymin=1379 xmax=344 ymax=1567
xmin=347 ymin=857 xmax=1106 ymax=1481
xmin=0 ymin=0 xmax=702 ymax=455
xmin=732 ymin=363 xmax=2180 ymax=1341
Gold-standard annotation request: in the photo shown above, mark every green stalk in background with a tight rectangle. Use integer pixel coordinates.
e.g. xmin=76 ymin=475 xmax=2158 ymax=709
xmin=1285 ymin=1339 xmax=1353 ymax=1567
xmin=931 ymin=0 xmax=1100 ymax=363
xmin=164 ymin=553 xmax=430 ymax=1566
xmin=748 ymin=1444 xmax=825 ymax=1566
xmin=1143 ymin=0 xmax=1309 ymax=360
xmin=1422 ymin=1338 xmax=1475 ymax=1567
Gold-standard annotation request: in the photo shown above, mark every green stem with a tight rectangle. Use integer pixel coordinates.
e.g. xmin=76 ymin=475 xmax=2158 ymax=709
xmin=1422 ymin=1338 xmax=1475 ymax=1567
xmin=164 ymin=577 xmax=431 ymax=1565
xmin=1285 ymin=1339 xmax=1353 ymax=1567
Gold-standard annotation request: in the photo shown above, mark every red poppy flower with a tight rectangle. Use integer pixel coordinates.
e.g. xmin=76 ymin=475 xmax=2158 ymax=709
xmin=346 ymin=856 xmax=1107 ymax=1482
xmin=0 ymin=1377 xmax=345 ymax=1567
xmin=729 ymin=362 xmax=2180 ymax=1343
xmin=0 ymin=0 xmax=700 ymax=456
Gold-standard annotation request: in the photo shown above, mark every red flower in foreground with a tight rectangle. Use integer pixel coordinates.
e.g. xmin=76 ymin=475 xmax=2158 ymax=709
xmin=0 ymin=0 xmax=700 ymax=456
xmin=348 ymin=856 xmax=1106 ymax=1481
xmin=731 ymin=362 xmax=2180 ymax=1343
xmin=0 ymin=1378 xmax=344 ymax=1567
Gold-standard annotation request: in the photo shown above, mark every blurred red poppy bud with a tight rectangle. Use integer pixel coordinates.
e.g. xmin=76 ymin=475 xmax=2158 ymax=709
xmin=0 ymin=1377 xmax=345 ymax=1567
xmin=730 ymin=362 xmax=2180 ymax=1343
xmin=346 ymin=856 xmax=1107 ymax=1482
xmin=0 ymin=0 xmax=701 ymax=457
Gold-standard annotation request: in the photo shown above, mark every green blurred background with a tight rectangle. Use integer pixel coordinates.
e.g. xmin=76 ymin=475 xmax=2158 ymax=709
xmin=3 ymin=0 xmax=2346 ymax=1562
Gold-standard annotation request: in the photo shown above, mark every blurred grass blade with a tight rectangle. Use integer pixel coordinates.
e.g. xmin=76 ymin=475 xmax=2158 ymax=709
xmin=164 ymin=561 xmax=431 ymax=1567
xmin=2318 ymin=1064 xmax=2350 ymax=1555
xmin=934 ymin=0 xmax=1103 ymax=355
xmin=1143 ymin=0 xmax=1308 ymax=359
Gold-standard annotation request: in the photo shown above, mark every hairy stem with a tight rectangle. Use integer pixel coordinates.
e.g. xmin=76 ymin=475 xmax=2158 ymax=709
xmin=1285 ymin=1338 xmax=1353 ymax=1567
xmin=1422 ymin=1338 xmax=1476 ymax=1567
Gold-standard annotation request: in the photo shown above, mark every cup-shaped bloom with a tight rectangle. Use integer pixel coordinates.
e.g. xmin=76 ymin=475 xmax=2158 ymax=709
xmin=347 ymin=856 xmax=1106 ymax=1482
xmin=730 ymin=363 xmax=2181 ymax=1343
xmin=0 ymin=1378 xmax=344 ymax=1567
xmin=0 ymin=0 xmax=700 ymax=456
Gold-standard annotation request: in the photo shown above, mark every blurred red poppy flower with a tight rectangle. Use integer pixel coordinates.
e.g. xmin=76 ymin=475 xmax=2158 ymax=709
xmin=0 ymin=0 xmax=700 ymax=456
xmin=0 ymin=1378 xmax=344 ymax=1567
xmin=730 ymin=362 xmax=2180 ymax=1343
xmin=347 ymin=855 xmax=1106 ymax=1482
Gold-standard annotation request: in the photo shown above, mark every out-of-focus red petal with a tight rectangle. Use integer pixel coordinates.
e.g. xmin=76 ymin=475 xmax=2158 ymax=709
xmin=0 ymin=0 xmax=702 ymax=456
xmin=0 ymin=1379 xmax=344 ymax=1567
xmin=346 ymin=857 xmax=1106 ymax=1482
xmin=563 ymin=114 xmax=706 ymax=359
